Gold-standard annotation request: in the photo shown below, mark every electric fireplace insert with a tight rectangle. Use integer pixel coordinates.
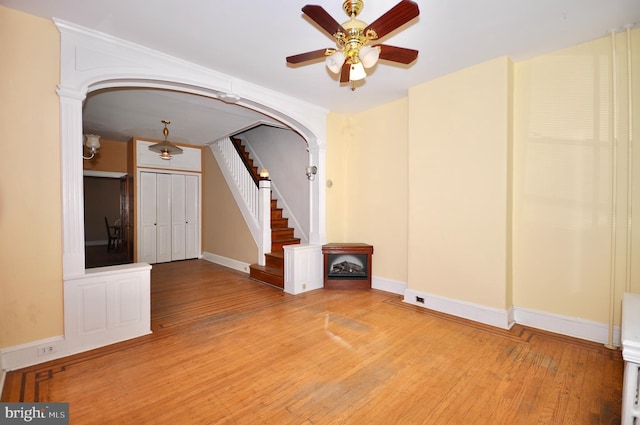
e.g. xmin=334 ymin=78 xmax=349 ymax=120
xmin=322 ymin=243 xmax=374 ymax=289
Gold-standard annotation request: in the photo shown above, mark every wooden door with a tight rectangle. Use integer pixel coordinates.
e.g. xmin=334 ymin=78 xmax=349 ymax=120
xmin=120 ymin=175 xmax=133 ymax=262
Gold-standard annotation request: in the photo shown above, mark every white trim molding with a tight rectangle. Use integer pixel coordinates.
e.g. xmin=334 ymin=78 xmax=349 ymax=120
xmin=514 ymin=306 xmax=621 ymax=346
xmin=202 ymin=251 xmax=251 ymax=274
xmin=1 ymin=335 xmax=67 ymax=371
xmin=50 ymin=18 xmax=330 ymax=365
xmin=372 ymin=276 xmax=407 ymax=295
xmin=404 ymin=289 xmax=515 ymax=330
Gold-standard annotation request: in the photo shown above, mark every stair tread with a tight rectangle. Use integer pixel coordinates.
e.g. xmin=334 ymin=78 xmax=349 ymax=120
xmin=250 ymin=264 xmax=283 ymax=275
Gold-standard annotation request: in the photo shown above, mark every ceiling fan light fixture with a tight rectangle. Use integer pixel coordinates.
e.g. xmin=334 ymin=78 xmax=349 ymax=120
xmin=359 ymin=45 xmax=380 ymax=68
xmin=349 ymin=61 xmax=366 ymax=81
xmin=287 ymin=0 xmax=419 ymax=89
xmin=148 ymin=120 xmax=183 ymax=160
xmin=326 ymin=52 xmax=346 ymax=73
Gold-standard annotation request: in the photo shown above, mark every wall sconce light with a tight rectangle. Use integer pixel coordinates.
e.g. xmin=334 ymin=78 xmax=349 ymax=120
xmin=259 ymin=169 xmax=270 ymax=180
xmin=83 ymin=134 xmax=101 ymax=160
xmin=305 ymin=166 xmax=318 ymax=181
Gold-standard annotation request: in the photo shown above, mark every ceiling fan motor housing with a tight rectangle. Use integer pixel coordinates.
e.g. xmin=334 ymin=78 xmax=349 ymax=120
xmin=342 ymin=0 xmax=364 ymax=17
xmin=336 ymin=19 xmax=370 ymax=64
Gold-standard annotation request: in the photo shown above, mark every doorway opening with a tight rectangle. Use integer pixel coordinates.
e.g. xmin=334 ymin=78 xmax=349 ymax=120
xmin=84 ymin=171 xmax=133 ymax=268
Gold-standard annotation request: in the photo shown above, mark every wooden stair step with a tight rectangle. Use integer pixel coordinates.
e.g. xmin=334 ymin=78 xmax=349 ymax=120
xmin=249 ymin=264 xmax=283 ymax=288
xmin=265 ymin=251 xmax=284 ymax=269
xmin=272 ymin=227 xmax=294 ymax=239
xmin=271 ymin=217 xmax=289 ymax=229
xmin=271 ymin=238 xmax=301 ymax=251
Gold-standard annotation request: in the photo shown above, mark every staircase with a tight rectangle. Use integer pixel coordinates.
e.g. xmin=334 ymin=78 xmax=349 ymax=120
xmin=230 ymin=138 xmax=300 ymax=288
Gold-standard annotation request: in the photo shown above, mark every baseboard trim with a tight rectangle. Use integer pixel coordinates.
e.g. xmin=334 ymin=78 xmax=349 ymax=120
xmin=403 ymin=289 xmax=515 ymax=330
xmin=372 ymin=276 xmax=406 ymax=295
xmin=202 ymin=251 xmax=251 ymax=274
xmin=1 ymin=335 xmax=67 ymax=371
xmin=401 ymin=288 xmax=620 ymax=345
xmin=513 ymin=306 xmax=621 ymax=346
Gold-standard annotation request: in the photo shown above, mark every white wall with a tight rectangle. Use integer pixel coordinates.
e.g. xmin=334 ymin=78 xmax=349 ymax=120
xmin=240 ymin=126 xmax=311 ymax=242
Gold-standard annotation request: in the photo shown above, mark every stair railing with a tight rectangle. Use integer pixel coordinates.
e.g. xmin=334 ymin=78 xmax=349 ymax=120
xmin=209 ymin=137 xmax=271 ymax=265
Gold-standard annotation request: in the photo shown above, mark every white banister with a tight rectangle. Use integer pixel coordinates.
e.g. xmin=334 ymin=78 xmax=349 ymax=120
xmin=210 ymin=138 xmax=259 ymax=237
xmin=209 ymin=137 xmax=272 ymax=265
xmin=258 ymin=179 xmax=272 ymax=265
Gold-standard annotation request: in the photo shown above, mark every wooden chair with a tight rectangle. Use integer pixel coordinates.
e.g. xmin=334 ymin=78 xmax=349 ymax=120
xmin=104 ymin=216 xmax=120 ymax=251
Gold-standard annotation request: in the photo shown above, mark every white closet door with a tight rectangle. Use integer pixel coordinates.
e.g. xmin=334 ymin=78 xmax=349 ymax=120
xmin=155 ymin=173 xmax=172 ymax=263
xmin=185 ymin=175 xmax=199 ymax=259
xmin=171 ymin=174 xmax=186 ymax=261
xmin=139 ymin=172 xmax=157 ymax=264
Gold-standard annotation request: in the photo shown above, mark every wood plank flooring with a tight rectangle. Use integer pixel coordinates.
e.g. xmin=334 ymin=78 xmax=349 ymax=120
xmin=2 ymin=260 xmax=624 ymax=424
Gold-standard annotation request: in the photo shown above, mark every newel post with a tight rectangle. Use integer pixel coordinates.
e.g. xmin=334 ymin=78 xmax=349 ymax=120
xmin=258 ymin=176 xmax=272 ymax=266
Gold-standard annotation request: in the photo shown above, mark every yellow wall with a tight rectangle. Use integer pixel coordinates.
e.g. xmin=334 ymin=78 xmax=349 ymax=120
xmin=2 ymin=4 xmax=638 ymax=354
xmin=83 ymin=138 xmax=128 ymax=173
xmin=326 ymin=31 xmax=640 ymax=325
xmin=0 ymin=7 xmax=63 ymax=348
xmin=202 ymin=148 xmax=257 ymax=264
xmin=513 ymin=30 xmax=640 ymax=322
xmin=326 ymin=100 xmax=409 ymax=282
xmin=408 ymin=56 xmax=512 ymax=310
xmin=325 ymin=113 xmax=349 ymax=243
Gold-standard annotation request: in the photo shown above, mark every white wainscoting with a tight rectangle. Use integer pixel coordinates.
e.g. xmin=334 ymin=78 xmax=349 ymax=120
xmin=64 ymin=263 xmax=152 ymax=356
xmin=284 ymin=244 xmax=323 ymax=294
xmin=1 ymin=264 xmax=151 ymax=371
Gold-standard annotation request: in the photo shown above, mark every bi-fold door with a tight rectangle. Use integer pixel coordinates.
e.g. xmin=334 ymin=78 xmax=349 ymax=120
xmin=139 ymin=171 xmax=199 ymax=264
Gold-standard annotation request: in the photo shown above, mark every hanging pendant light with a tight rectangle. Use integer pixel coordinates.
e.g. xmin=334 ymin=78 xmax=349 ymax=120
xmin=148 ymin=120 xmax=183 ymax=160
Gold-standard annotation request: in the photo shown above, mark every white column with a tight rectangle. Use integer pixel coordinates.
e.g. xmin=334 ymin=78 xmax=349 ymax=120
xmin=258 ymin=178 xmax=272 ymax=266
xmin=57 ymin=86 xmax=87 ymax=278
xmin=307 ymin=143 xmax=327 ymax=245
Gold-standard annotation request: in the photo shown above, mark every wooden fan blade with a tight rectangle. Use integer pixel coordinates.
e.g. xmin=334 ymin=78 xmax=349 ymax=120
xmin=302 ymin=5 xmax=346 ymax=38
xmin=376 ymin=44 xmax=419 ymax=64
xmin=339 ymin=62 xmax=350 ymax=83
xmin=286 ymin=48 xmax=333 ymax=64
xmin=364 ymin=0 xmax=419 ymax=40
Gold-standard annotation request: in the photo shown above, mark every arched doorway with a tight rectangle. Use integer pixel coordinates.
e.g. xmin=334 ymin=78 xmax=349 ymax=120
xmin=57 ymin=19 xmax=328 ymax=354
xmin=57 ymin=19 xmax=327 ymax=279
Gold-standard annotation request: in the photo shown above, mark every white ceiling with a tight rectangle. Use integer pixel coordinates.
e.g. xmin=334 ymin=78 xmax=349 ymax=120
xmin=3 ymin=0 xmax=639 ymax=144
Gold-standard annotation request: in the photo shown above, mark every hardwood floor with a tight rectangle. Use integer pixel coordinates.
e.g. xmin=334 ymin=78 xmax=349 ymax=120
xmin=2 ymin=260 xmax=624 ymax=424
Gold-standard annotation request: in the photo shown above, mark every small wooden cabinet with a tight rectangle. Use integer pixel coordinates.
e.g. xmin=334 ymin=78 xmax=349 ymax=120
xmin=322 ymin=243 xmax=373 ymax=289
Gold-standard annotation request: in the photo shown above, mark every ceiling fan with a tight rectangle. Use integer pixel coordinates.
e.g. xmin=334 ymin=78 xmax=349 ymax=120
xmin=286 ymin=0 xmax=420 ymax=90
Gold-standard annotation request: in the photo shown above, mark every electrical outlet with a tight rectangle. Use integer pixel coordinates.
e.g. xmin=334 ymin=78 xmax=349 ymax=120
xmin=37 ymin=345 xmax=56 ymax=356
xmin=302 ymin=283 xmax=307 ymax=290
xmin=416 ymin=296 xmax=425 ymax=304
